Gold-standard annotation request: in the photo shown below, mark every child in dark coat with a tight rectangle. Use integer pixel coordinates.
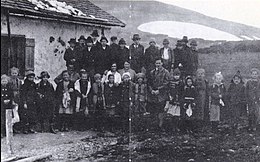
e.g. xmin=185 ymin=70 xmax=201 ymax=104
xmin=209 ymin=72 xmax=226 ymax=132
xmin=118 ymin=72 xmax=135 ymax=132
xmin=92 ymin=73 xmax=105 ymax=130
xmin=227 ymin=71 xmax=246 ymax=129
xmin=20 ymin=71 xmax=38 ymax=134
xmin=245 ymin=68 xmax=260 ymax=131
xmin=1 ymin=75 xmax=14 ymax=137
xmin=36 ymin=71 xmax=56 ymax=133
xmin=165 ymin=68 xmax=184 ymax=132
xmin=194 ymin=68 xmax=209 ymax=130
xmin=182 ymin=76 xmax=197 ymax=133
xmin=55 ymin=70 xmax=75 ymax=131
xmin=134 ymin=73 xmax=148 ymax=116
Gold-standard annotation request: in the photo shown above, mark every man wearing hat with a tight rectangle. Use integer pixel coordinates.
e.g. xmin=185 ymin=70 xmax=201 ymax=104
xmin=64 ymin=38 xmax=77 ymax=68
xmin=94 ymin=36 xmax=111 ymax=74
xmin=144 ymin=38 xmax=160 ymax=74
xmin=129 ymin=34 xmax=145 ymax=73
xmin=116 ymin=38 xmax=130 ymax=69
xmin=82 ymin=36 xmax=96 ymax=77
xmin=160 ymin=38 xmax=174 ymax=72
xmin=90 ymin=29 xmax=101 ymax=48
xmin=190 ymin=40 xmax=199 ymax=75
xmin=110 ymin=36 xmax=119 ymax=66
xmin=75 ymin=35 xmax=87 ymax=71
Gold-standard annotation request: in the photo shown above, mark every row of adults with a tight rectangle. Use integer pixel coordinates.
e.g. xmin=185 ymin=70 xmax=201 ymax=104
xmin=64 ymin=30 xmax=199 ymax=78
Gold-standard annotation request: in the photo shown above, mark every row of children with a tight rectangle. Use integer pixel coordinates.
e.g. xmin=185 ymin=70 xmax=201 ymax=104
xmin=1 ymin=64 xmax=260 ymax=137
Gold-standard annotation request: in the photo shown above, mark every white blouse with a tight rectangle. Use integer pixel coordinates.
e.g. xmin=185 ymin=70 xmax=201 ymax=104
xmin=102 ymin=71 xmax=122 ymax=84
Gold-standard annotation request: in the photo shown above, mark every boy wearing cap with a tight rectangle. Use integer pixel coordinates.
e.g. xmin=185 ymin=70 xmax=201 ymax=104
xmin=134 ymin=73 xmax=148 ymax=116
xmin=245 ymin=68 xmax=260 ymax=131
xmin=160 ymin=39 xmax=174 ymax=72
xmin=129 ymin=34 xmax=145 ymax=73
xmin=20 ymin=71 xmax=38 ymax=133
xmin=36 ymin=71 xmax=56 ymax=133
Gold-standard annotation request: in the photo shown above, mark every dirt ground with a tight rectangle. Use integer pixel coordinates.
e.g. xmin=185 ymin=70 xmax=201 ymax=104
xmin=1 ymin=116 xmax=260 ymax=162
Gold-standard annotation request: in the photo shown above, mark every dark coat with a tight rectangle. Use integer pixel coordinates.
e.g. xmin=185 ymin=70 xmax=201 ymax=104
xmin=144 ymin=45 xmax=160 ymax=73
xmin=147 ymin=67 xmax=170 ymax=103
xmin=118 ymin=81 xmax=135 ymax=102
xmin=82 ymin=46 xmax=96 ymax=72
xmin=194 ymin=79 xmax=209 ymax=120
xmin=104 ymin=83 xmax=119 ymax=107
xmin=64 ymin=47 xmax=77 ymax=67
xmin=110 ymin=43 xmax=119 ymax=65
xmin=116 ymin=47 xmax=130 ymax=69
xmin=168 ymin=79 xmax=184 ymax=105
xmin=173 ymin=47 xmax=192 ymax=77
xmin=129 ymin=44 xmax=145 ymax=73
xmin=94 ymin=45 xmax=111 ymax=74
xmin=210 ymin=83 xmax=226 ymax=106
xmin=55 ymin=80 xmax=75 ymax=106
xmin=160 ymin=47 xmax=174 ymax=71
xmin=21 ymin=79 xmax=38 ymax=105
xmin=1 ymin=84 xmax=13 ymax=109
xmin=228 ymin=82 xmax=246 ymax=105
xmin=190 ymin=49 xmax=199 ymax=75
xmin=37 ymin=80 xmax=55 ymax=117
xmin=245 ymin=79 xmax=260 ymax=104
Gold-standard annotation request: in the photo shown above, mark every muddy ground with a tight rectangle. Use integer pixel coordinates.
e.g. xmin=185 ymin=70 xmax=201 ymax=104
xmin=1 ymin=116 xmax=260 ymax=162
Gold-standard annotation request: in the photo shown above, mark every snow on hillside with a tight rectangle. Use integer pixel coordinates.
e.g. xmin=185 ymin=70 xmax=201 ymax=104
xmin=240 ymin=35 xmax=253 ymax=40
xmin=138 ymin=21 xmax=242 ymax=41
xmin=253 ymin=36 xmax=260 ymax=40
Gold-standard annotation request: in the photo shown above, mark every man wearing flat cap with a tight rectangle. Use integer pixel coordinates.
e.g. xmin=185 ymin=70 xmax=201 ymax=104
xmin=129 ymin=34 xmax=145 ymax=73
xmin=144 ymin=38 xmax=160 ymax=74
xmin=82 ymin=36 xmax=96 ymax=77
xmin=64 ymin=38 xmax=77 ymax=68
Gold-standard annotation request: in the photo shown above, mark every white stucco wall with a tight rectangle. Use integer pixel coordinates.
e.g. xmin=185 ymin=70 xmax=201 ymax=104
xmin=1 ymin=12 xmax=111 ymax=81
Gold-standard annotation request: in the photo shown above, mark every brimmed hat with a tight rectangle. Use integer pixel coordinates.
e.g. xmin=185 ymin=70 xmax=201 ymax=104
xmin=163 ymin=38 xmax=170 ymax=44
xmin=149 ymin=38 xmax=156 ymax=44
xmin=136 ymin=73 xmax=145 ymax=80
xmin=190 ymin=40 xmax=197 ymax=46
xmin=119 ymin=38 xmax=126 ymax=45
xmin=25 ymin=70 xmax=35 ymax=77
xmin=39 ymin=71 xmax=50 ymax=79
xmin=182 ymin=36 xmax=188 ymax=43
xmin=86 ymin=36 xmax=93 ymax=43
xmin=132 ymin=34 xmax=141 ymax=41
xmin=176 ymin=40 xmax=182 ymax=46
xmin=78 ymin=35 xmax=86 ymax=41
xmin=110 ymin=36 xmax=117 ymax=41
xmin=100 ymin=36 xmax=108 ymax=42
xmin=90 ymin=30 xmax=99 ymax=37
xmin=68 ymin=38 xmax=76 ymax=44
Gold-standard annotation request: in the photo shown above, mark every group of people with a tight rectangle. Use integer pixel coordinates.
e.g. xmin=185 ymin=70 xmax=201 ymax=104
xmin=1 ymin=31 xmax=260 ymax=138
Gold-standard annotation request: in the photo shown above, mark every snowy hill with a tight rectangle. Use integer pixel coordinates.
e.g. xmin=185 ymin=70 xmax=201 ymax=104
xmin=91 ymin=0 xmax=260 ymax=45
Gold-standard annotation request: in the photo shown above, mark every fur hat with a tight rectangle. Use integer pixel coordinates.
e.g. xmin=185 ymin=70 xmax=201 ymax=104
xmin=190 ymin=40 xmax=197 ymax=46
xmin=86 ymin=36 xmax=93 ymax=43
xmin=132 ymin=34 xmax=141 ymax=41
xmin=90 ymin=29 xmax=99 ymax=37
xmin=119 ymin=38 xmax=126 ymax=45
xmin=39 ymin=71 xmax=50 ymax=79
xmin=100 ymin=36 xmax=108 ymax=43
xmin=172 ymin=68 xmax=181 ymax=76
xmin=136 ymin=73 xmax=145 ymax=80
xmin=110 ymin=36 xmax=117 ymax=41
xmin=94 ymin=73 xmax=102 ymax=81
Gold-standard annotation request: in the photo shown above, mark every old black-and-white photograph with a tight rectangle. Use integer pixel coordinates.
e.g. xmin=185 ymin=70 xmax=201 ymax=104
xmin=1 ymin=0 xmax=260 ymax=161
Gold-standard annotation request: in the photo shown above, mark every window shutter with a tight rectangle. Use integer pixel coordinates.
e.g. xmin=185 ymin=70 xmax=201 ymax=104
xmin=25 ymin=38 xmax=35 ymax=71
